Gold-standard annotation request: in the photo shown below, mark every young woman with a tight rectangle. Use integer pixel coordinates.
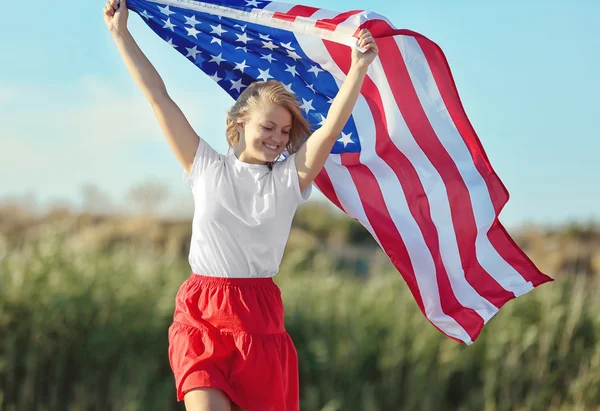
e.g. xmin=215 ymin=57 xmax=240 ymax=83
xmin=103 ymin=0 xmax=378 ymax=409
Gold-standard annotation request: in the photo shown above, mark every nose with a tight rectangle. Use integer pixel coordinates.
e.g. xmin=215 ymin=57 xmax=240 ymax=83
xmin=270 ymin=131 xmax=286 ymax=144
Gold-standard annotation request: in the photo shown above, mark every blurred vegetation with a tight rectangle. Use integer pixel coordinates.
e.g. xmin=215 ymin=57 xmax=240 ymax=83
xmin=0 ymin=202 xmax=599 ymax=411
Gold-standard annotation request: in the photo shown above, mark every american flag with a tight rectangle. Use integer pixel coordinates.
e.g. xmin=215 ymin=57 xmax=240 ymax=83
xmin=126 ymin=0 xmax=553 ymax=344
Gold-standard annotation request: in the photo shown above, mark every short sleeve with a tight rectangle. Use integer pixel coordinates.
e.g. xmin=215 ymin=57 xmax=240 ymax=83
xmin=276 ymin=153 xmax=312 ymax=203
xmin=182 ymin=137 xmax=221 ymax=188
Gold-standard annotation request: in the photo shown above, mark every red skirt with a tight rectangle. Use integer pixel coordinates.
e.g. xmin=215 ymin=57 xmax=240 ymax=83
xmin=168 ymin=273 xmax=299 ymax=411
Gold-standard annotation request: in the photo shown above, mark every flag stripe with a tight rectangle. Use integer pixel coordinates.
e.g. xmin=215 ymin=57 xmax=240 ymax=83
xmin=340 ymin=150 xmax=475 ymax=343
xmin=414 ymin=36 xmax=554 ymax=288
xmin=371 ymin=35 xmax=519 ymax=313
xmin=393 ymin=35 xmax=533 ymax=300
xmin=323 ymin=156 xmax=379 ymax=245
xmin=397 ymin=34 xmax=540 ymax=295
xmin=294 ymin=31 xmax=472 ymax=341
xmin=273 ymin=4 xmax=319 ymax=20
xmin=322 ymin=40 xmax=480 ymax=342
xmin=357 ymin=42 xmax=504 ymax=319
xmin=313 ymin=167 xmax=345 ymax=212
xmin=315 ymin=10 xmax=363 ymax=31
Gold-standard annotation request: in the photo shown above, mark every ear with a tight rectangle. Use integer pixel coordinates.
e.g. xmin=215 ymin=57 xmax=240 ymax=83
xmin=235 ymin=122 xmax=244 ymax=134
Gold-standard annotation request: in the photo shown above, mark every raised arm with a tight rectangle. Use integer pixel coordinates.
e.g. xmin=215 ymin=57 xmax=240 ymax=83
xmin=103 ymin=0 xmax=199 ymax=173
xmin=294 ymin=29 xmax=378 ymax=192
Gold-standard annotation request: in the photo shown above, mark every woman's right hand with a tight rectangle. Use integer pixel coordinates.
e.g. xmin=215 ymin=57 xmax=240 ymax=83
xmin=103 ymin=0 xmax=129 ymax=35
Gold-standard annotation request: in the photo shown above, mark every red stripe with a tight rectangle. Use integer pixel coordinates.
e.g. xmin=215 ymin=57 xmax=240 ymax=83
xmin=315 ymin=10 xmax=363 ymax=31
xmin=272 ymin=12 xmax=297 ymax=22
xmin=415 ymin=36 xmax=554 ymax=287
xmin=274 ymin=5 xmax=320 ymax=21
xmin=339 ymin=152 xmax=465 ymax=344
xmin=338 ymin=152 xmax=426 ymax=313
xmin=313 ymin=167 xmax=345 ymax=212
xmin=367 ymin=21 xmax=516 ymax=311
xmin=324 ymin=41 xmax=482 ymax=342
xmin=487 ymin=222 xmax=554 ymax=287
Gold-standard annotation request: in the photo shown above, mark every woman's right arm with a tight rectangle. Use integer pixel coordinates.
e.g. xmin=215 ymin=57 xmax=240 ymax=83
xmin=104 ymin=0 xmax=199 ymax=173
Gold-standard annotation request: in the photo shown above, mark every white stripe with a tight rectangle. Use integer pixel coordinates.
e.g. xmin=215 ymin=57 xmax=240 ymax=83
xmin=260 ymin=1 xmax=294 ymax=13
xmin=323 ymin=156 xmax=381 ymax=248
xmin=295 ymin=33 xmax=472 ymax=343
xmin=352 ymin=89 xmax=474 ymax=343
xmin=302 ymin=8 xmax=339 ymax=20
xmin=397 ymin=36 xmax=534 ymax=297
xmin=148 ymin=0 xmax=359 ymax=48
xmin=364 ymin=40 xmax=499 ymax=323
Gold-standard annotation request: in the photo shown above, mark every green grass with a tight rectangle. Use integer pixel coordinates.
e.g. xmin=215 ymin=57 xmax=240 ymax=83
xmin=0 ymin=230 xmax=598 ymax=411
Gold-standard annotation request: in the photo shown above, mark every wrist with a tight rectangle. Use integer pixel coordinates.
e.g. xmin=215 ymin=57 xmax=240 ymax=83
xmin=349 ymin=61 xmax=369 ymax=76
xmin=110 ymin=27 xmax=130 ymax=40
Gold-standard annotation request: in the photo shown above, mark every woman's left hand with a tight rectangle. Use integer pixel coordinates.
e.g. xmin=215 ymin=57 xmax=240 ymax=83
xmin=351 ymin=29 xmax=379 ymax=69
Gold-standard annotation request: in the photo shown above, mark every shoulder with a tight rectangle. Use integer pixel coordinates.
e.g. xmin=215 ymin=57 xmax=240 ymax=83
xmin=272 ymin=153 xmax=296 ymax=173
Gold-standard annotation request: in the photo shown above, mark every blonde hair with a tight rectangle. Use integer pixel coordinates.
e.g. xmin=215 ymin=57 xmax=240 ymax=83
xmin=225 ymin=80 xmax=311 ymax=156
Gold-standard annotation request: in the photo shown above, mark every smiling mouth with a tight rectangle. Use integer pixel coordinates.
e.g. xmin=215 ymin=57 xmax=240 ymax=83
xmin=263 ymin=143 xmax=279 ymax=151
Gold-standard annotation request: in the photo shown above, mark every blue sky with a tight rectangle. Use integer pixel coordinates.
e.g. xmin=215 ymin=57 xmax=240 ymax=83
xmin=1 ymin=0 xmax=598 ymax=228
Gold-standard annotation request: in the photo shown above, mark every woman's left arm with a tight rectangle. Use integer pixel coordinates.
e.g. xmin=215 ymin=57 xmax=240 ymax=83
xmin=295 ymin=29 xmax=379 ymax=192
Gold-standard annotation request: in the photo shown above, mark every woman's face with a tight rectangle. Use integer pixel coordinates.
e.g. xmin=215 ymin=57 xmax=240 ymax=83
xmin=234 ymin=102 xmax=292 ymax=165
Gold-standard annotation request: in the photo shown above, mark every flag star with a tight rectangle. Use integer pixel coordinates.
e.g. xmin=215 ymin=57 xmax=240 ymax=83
xmin=286 ymin=49 xmax=302 ymax=61
xmin=162 ymin=18 xmax=176 ymax=32
xmin=283 ymin=83 xmax=294 ymax=94
xmin=327 ymin=97 xmax=334 ymax=104
xmin=256 ymin=68 xmax=274 ymax=82
xmin=317 ymin=114 xmax=327 ymax=126
xmin=280 ymin=42 xmax=295 ymax=50
xmin=258 ymin=33 xmax=272 ymax=41
xmin=141 ymin=10 xmax=154 ymax=20
xmin=230 ymin=78 xmax=247 ymax=93
xmin=285 ymin=64 xmax=299 ymax=77
xmin=308 ymin=65 xmax=324 ymax=77
xmin=210 ymin=71 xmax=223 ymax=83
xmin=158 ymin=5 xmax=175 ymax=16
xmin=209 ymin=53 xmax=227 ymax=65
xmin=185 ymin=46 xmax=201 ymax=59
xmin=260 ymin=53 xmax=277 ymax=63
xmin=338 ymin=132 xmax=354 ymax=147
xmin=261 ymin=41 xmax=279 ymax=50
xmin=245 ymin=0 xmax=262 ymax=6
xmin=210 ymin=24 xmax=227 ymax=36
xmin=234 ymin=60 xmax=250 ymax=73
xmin=307 ymin=83 xmax=316 ymax=93
xmin=234 ymin=24 xmax=247 ymax=32
xmin=211 ymin=37 xmax=222 ymax=46
xmin=300 ymin=98 xmax=315 ymax=113
xmin=235 ymin=46 xmax=248 ymax=53
xmin=184 ymin=14 xmax=200 ymax=27
xmin=185 ymin=26 xmax=201 ymax=39
xmin=166 ymin=38 xmax=178 ymax=48
xmin=235 ymin=32 xmax=252 ymax=44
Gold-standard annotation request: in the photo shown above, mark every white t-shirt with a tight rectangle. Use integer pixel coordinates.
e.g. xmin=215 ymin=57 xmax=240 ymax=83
xmin=183 ymin=138 xmax=312 ymax=278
